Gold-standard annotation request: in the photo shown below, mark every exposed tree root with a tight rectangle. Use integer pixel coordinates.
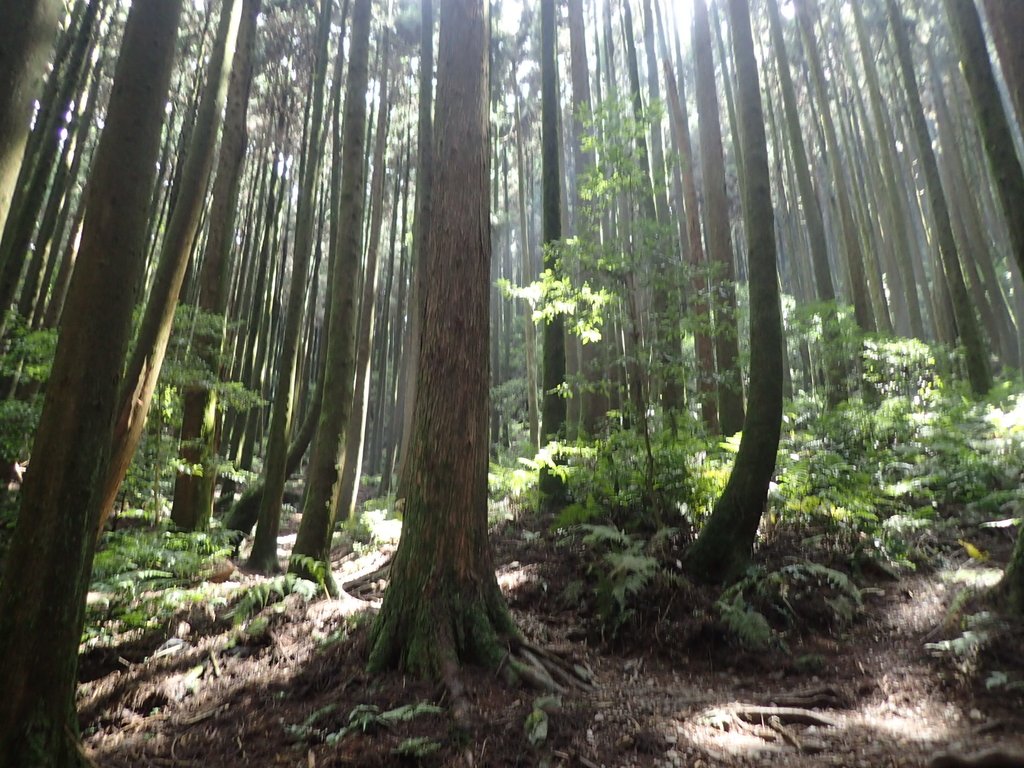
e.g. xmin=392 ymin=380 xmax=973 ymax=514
xmin=499 ymin=637 xmax=595 ymax=694
xmin=716 ymin=704 xmax=841 ymax=729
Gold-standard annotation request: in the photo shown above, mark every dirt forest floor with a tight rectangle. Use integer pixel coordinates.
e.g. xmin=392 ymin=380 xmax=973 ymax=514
xmin=79 ymin=507 xmax=1024 ymax=768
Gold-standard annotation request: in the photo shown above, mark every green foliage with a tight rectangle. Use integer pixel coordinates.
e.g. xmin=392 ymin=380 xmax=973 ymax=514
xmin=0 ymin=398 xmax=39 ymax=461
xmin=718 ymin=562 xmax=862 ymax=644
xmin=715 ymin=591 xmax=775 ymax=651
xmin=568 ymin=523 xmax=669 ymax=638
xmin=556 ymin=427 xmax=722 ymax=535
xmin=85 ymin=527 xmax=237 ymax=642
xmin=0 ymin=315 xmax=57 ymax=384
xmin=229 ymin=572 xmax=319 ymax=626
xmin=286 ymin=702 xmax=444 ymax=746
xmin=393 ymin=737 xmax=442 ymax=758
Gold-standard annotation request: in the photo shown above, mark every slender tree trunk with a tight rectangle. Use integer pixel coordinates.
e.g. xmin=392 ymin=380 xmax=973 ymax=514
xmin=980 ymin=0 xmax=1024 ymax=132
xmin=539 ymin=0 xmax=567 ymax=508
xmin=248 ymin=0 xmax=332 ymax=573
xmin=96 ymin=0 xmax=244 ymax=532
xmin=693 ymin=0 xmax=744 ymax=435
xmin=849 ymin=0 xmax=926 ymax=341
xmin=171 ymin=0 xmax=260 ymax=531
xmin=289 ymin=0 xmax=371 ymax=583
xmin=395 ymin=0 xmax=433 ymax=499
xmin=887 ymin=0 xmax=991 ymax=396
xmin=513 ymin=85 xmax=540 ymax=450
xmin=663 ymin=53 xmax=718 ymax=432
xmin=0 ymin=0 xmax=62 ymax=235
xmin=0 ymin=2 xmax=181 ymax=762
xmin=945 ymin=0 xmax=1024 ymax=284
xmin=338 ymin=30 xmax=392 ymax=523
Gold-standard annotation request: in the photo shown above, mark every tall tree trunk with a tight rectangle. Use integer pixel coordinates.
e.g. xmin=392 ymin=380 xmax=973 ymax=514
xmin=792 ymin=0 xmax=874 ymax=335
xmin=0 ymin=0 xmax=101 ymax=329
xmin=567 ymin=0 xmax=606 ymax=437
xmin=96 ymin=0 xmax=244 ymax=531
xmin=338 ymin=30 xmax=392 ymax=523
xmin=693 ymin=0 xmax=744 ymax=435
xmin=684 ymin=0 xmax=782 ymax=584
xmin=886 ymin=0 xmax=991 ymax=396
xmin=368 ymin=0 xmax=518 ymax=678
xmin=0 ymin=2 xmax=181 ymax=762
xmin=248 ymin=0 xmax=332 ymax=573
xmin=171 ymin=0 xmax=260 ymax=531
xmin=849 ymin=0 xmax=926 ymax=341
xmin=289 ymin=0 xmax=371 ymax=583
xmin=663 ymin=51 xmax=718 ymax=432
xmin=766 ymin=0 xmax=848 ymax=404
xmin=980 ymin=0 xmax=1024 ymax=132
xmin=539 ymin=0 xmax=567 ymax=509
xmin=395 ymin=0 xmax=434 ymax=499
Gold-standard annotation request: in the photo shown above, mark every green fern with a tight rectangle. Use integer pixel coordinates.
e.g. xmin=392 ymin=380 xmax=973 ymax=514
xmin=229 ymin=574 xmax=318 ymax=626
xmin=716 ymin=591 xmax=775 ymax=651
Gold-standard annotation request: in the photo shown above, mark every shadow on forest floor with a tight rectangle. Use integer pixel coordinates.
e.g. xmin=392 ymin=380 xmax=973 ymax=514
xmin=76 ymin=498 xmax=1024 ymax=768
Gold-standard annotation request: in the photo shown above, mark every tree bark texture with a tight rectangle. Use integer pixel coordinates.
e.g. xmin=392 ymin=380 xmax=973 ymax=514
xmin=368 ymin=0 xmax=517 ymax=677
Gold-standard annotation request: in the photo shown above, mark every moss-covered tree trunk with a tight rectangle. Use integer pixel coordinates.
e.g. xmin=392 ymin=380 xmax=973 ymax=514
xmin=368 ymin=0 xmax=519 ymax=677
xmin=172 ymin=0 xmax=260 ymax=531
xmin=684 ymin=0 xmax=783 ymax=584
xmin=0 ymin=2 xmax=181 ymax=763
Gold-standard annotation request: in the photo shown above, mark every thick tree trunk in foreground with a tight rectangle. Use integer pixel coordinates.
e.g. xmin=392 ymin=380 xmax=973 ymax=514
xmin=368 ymin=0 xmax=517 ymax=678
xmin=684 ymin=0 xmax=783 ymax=584
xmin=0 ymin=2 xmax=181 ymax=763
xmin=0 ymin=0 xmax=61 ymax=235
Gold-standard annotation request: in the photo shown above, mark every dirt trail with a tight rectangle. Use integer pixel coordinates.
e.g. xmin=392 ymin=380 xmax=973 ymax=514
xmin=80 ymin=513 xmax=1024 ymax=767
